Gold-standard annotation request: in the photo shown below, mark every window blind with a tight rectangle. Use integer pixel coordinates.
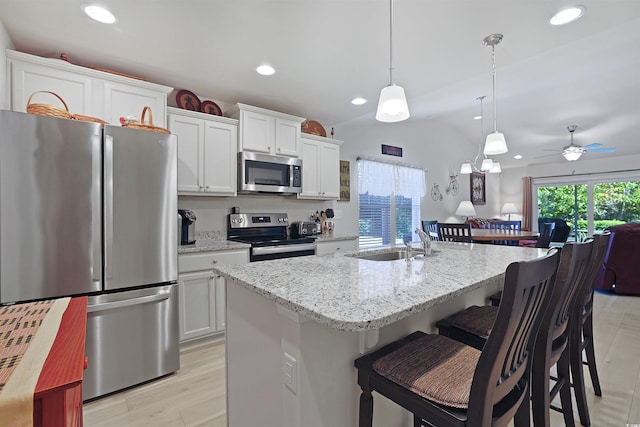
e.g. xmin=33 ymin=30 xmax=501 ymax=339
xmin=358 ymin=159 xmax=425 ymax=248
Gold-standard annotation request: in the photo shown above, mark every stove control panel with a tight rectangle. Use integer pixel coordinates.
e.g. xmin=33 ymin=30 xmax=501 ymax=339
xmin=229 ymin=213 xmax=288 ymax=228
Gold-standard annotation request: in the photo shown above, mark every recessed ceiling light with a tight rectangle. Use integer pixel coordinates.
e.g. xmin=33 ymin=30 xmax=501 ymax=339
xmin=351 ymin=97 xmax=367 ymax=105
xmin=83 ymin=5 xmax=116 ymax=24
xmin=514 ymin=154 xmax=523 ymax=160
xmin=549 ymin=6 xmax=585 ymax=26
xmin=256 ymin=65 xmax=275 ymax=76
xmin=473 ymin=115 xmax=482 ymax=120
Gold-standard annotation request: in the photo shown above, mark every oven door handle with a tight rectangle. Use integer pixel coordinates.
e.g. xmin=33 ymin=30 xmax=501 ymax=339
xmin=252 ymin=243 xmax=316 ymax=256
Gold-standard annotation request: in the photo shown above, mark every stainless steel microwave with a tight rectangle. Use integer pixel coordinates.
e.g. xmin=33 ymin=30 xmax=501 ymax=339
xmin=238 ymin=152 xmax=302 ymax=194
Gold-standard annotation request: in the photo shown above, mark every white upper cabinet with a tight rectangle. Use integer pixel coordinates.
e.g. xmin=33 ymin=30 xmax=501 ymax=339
xmin=298 ymin=133 xmax=342 ymax=200
xmin=6 ymin=50 xmax=172 ymax=127
xmin=168 ymin=107 xmax=238 ymax=196
xmin=228 ymin=103 xmax=304 ymax=157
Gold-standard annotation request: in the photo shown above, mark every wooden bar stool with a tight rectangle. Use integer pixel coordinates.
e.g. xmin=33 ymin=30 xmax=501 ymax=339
xmin=570 ymin=232 xmax=611 ymax=426
xmin=354 ymin=249 xmax=559 ymax=427
xmin=436 ymin=240 xmax=594 ymax=426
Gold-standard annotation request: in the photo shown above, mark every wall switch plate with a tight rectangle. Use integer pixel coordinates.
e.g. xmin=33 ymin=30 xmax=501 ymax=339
xmin=283 ymin=352 xmax=297 ymax=394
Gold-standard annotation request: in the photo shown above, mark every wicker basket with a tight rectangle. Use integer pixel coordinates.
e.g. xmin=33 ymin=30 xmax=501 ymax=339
xmin=123 ymin=106 xmax=169 ymax=134
xmin=71 ymin=113 xmax=108 ymax=125
xmin=26 ymin=91 xmax=72 ymax=119
xmin=27 ymin=91 xmax=108 ymax=125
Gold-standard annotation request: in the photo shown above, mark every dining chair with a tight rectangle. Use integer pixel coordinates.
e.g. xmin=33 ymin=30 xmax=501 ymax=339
xmin=421 ymin=220 xmax=440 ymax=241
xmin=570 ymin=232 xmax=611 ymax=426
xmin=436 ymin=240 xmax=594 ymax=427
xmin=354 ymin=249 xmax=559 ymax=427
xmin=482 ymin=220 xmax=522 ymax=246
xmin=438 ymin=222 xmax=472 ymax=243
xmin=538 ymin=217 xmax=571 ymax=243
xmin=521 ymin=222 xmax=556 ymax=249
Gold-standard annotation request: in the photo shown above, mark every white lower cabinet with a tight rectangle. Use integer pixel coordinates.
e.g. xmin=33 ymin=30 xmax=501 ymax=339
xmin=315 ymin=238 xmax=358 ymax=256
xmin=177 ymin=248 xmax=248 ymax=342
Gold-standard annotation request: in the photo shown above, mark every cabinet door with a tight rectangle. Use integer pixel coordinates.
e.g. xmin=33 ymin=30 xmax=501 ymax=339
xmin=9 ymin=60 xmax=94 ymax=115
xmin=275 ymin=118 xmax=301 ymax=157
xmin=240 ymin=110 xmax=272 ymax=153
xmin=299 ymin=138 xmax=321 ymax=198
xmin=320 ymin=142 xmax=340 ymax=199
xmin=169 ymin=114 xmax=204 ymax=193
xmin=316 ymin=239 xmax=358 ymax=256
xmin=178 ymin=270 xmax=217 ymax=342
xmin=214 ymin=275 xmax=226 ymax=331
xmin=203 ymin=120 xmax=238 ymax=195
xmin=102 ymin=81 xmax=167 ymax=127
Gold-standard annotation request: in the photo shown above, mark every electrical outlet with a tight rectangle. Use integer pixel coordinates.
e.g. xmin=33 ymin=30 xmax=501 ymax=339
xmin=283 ymin=352 xmax=297 ymax=394
xmin=333 ymin=209 xmax=343 ymax=220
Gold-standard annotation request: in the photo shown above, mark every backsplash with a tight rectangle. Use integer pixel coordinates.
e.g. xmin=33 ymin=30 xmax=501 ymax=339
xmin=178 ymin=194 xmax=346 ymax=236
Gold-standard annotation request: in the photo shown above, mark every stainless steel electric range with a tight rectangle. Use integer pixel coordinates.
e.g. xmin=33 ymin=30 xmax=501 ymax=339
xmin=227 ymin=213 xmax=316 ymax=262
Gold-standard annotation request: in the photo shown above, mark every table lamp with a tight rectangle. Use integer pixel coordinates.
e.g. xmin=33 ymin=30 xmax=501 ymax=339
xmin=501 ymin=202 xmax=518 ymax=221
xmin=455 ymin=201 xmax=477 ymax=222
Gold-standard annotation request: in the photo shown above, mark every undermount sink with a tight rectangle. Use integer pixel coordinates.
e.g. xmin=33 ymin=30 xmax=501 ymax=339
xmin=350 ymin=249 xmax=423 ymax=261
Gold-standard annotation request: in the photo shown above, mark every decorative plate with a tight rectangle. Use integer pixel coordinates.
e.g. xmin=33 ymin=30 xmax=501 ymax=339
xmin=301 ymin=120 xmax=327 ymax=137
xmin=201 ymin=100 xmax=222 ymax=116
xmin=176 ymin=90 xmax=201 ymax=111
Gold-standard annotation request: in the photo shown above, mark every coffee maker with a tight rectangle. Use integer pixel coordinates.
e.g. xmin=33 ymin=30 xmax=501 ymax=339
xmin=178 ymin=209 xmax=196 ymax=245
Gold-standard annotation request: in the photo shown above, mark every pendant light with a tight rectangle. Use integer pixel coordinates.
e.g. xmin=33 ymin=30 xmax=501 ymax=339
xmin=483 ymin=34 xmax=508 ymax=155
xmin=376 ymin=0 xmax=410 ymax=122
xmin=461 ymin=96 xmax=498 ymax=174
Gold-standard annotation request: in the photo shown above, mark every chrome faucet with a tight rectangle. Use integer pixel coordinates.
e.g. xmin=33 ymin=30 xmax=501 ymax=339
xmin=415 ymin=228 xmax=432 ymax=254
xmin=403 ymin=237 xmax=413 ymax=262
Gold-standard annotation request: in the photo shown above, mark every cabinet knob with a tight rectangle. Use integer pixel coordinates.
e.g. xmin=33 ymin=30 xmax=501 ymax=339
xmin=212 ymin=259 xmax=218 ymax=264
xmin=277 ymin=147 xmax=281 ymax=152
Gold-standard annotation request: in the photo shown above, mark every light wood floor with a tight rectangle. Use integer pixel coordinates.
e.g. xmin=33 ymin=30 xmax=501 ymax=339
xmin=83 ymin=290 xmax=640 ymax=426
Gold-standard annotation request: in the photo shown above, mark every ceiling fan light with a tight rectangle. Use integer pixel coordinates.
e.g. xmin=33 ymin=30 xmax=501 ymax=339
xmin=484 ymin=132 xmax=508 ymax=155
xmin=460 ymin=162 xmax=473 ymax=174
xmin=489 ymin=162 xmax=502 ymax=173
xmin=562 ymin=146 xmax=583 ymax=161
xmin=376 ymin=84 xmax=410 ymax=122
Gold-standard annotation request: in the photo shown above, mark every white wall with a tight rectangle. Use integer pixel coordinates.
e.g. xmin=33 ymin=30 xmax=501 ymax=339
xmin=333 ymin=117 xmax=504 ymax=236
xmin=0 ymin=19 xmax=15 ymax=110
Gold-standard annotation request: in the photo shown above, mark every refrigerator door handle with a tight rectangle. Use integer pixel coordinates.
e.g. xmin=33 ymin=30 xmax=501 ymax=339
xmin=87 ymin=292 xmax=171 ymax=313
xmin=104 ymin=134 xmax=114 ymax=280
xmin=92 ymin=131 xmax=102 ymax=284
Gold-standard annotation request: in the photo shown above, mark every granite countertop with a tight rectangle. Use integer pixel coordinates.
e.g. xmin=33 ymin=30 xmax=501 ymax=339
xmin=178 ymin=239 xmax=250 ymax=254
xmin=213 ymin=242 xmax=546 ymax=332
xmin=314 ymin=234 xmax=358 ymax=242
xmin=178 ymin=233 xmax=357 ymax=254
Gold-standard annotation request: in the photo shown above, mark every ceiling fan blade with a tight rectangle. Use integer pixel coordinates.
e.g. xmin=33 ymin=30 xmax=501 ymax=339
xmin=534 ymin=153 xmax=561 ymax=159
xmin=583 ymin=143 xmax=603 ymax=149
xmin=586 ymin=147 xmax=617 ymax=153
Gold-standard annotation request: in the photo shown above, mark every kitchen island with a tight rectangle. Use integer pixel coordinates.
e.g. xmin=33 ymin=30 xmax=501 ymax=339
xmin=213 ymin=242 xmax=546 ymax=427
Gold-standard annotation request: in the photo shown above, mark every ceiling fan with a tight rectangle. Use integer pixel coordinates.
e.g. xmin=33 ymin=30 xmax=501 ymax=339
xmin=542 ymin=125 xmax=617 ymax=161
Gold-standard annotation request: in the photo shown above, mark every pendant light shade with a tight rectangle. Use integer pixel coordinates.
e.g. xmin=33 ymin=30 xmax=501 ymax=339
xmin=460 ymin=162 xmax=473 ymax=174
xmin=376 ymin=0 xmax=409 ymax=123
xmin=484 ymin=132 xmax=508 ymax=155
xmin=480 ymin=158 xmax=494 ymax=171
xmin=376 ymin=84 xmax=410 ymax=122
xmin=483 ymin=34 xmax=507 ymax=155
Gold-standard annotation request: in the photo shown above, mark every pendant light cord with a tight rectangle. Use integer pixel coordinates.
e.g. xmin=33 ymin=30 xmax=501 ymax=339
xmin=389 ymin=0 xmax=394 ymax=85
xmin=491 ymin=45 xmax=498 ymax=133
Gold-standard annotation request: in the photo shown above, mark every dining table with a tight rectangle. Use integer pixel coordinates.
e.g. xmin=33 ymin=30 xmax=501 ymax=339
xmin=471 ymin=228 xmax=539 ymax=243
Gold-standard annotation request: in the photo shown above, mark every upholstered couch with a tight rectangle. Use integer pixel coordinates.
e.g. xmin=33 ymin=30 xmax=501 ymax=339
xmin=466 ymin=218 xmax=503 ymax=228
xmin=595 ymin=222 xmax=640 ymax=294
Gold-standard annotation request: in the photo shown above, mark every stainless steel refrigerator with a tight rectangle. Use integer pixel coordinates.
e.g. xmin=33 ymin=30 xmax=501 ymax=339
xmin=0 ymin=110 xmax=179 ymax=401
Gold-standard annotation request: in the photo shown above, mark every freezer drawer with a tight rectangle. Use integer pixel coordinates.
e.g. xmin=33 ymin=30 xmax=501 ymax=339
xmin=83 ymin=284 xmax=179 ymax=401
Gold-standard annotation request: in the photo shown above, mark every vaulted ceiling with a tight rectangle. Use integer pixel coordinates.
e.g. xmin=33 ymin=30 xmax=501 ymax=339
xmin=1 ymin=0 xmax=639 ymax=168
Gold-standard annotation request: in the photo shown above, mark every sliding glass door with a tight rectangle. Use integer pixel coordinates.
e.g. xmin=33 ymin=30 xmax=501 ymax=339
xmin=534 ymin=172 xmax=640 ymax=241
